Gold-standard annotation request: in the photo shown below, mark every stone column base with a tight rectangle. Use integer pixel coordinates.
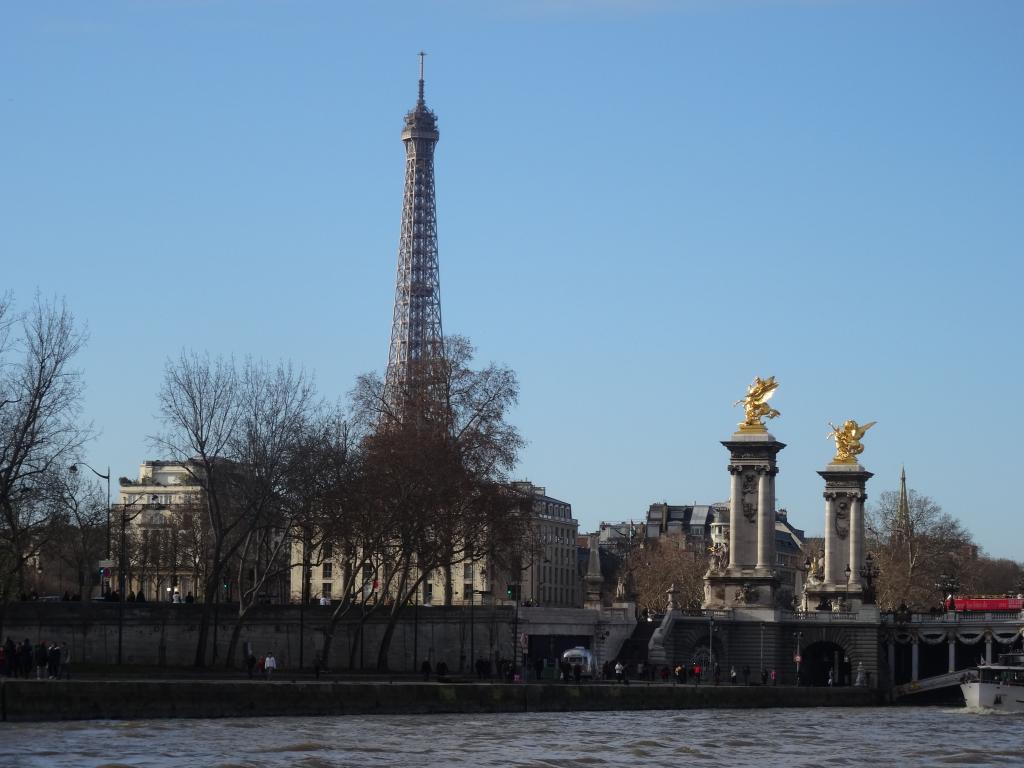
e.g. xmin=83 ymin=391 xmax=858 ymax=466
xmin=704 ymin=573 xmax=779 ymax=610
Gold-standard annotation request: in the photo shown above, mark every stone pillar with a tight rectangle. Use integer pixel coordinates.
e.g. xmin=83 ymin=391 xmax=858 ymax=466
xmin=728 ymin=468 xmax=741 ymax=570
xmin=848 ymin=496 xmax=864 ymax=589
xmin=808 ymin=463 xmax=872 ymax=610
xmin=823 ymin=494 xmax=837 ymax=585
xmin=948 ymin=636 xmax=956 ymax=673
xmin=756 ymin=468 xmax=772 ymax=572
xmin=985 ymin=635 xmax=993 ymax=665
xmin=704 ymin=431 xmax=784 ymax=609
xmin=911 ymin=638 xmax=919 ymax=682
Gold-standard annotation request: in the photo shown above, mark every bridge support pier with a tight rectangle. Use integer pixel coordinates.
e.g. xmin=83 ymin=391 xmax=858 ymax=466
xmin=985 ymin=635 xmax=992 ymax=665
xmin=947 ymin=637 xmax=956 ymax=674
xmin=911 ymin=638 xmax=919 ymax=682
xmin=887 ymin=638 xmax=895 ymax=684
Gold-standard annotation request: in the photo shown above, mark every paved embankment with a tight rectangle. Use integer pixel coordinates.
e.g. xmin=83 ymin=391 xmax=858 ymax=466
xmin=0 ymin=680 xmax=885 ymax=721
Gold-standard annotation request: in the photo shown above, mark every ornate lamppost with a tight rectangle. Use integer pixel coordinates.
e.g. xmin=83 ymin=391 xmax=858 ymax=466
xmin=859 ymin=552 xmax=880 ymax=604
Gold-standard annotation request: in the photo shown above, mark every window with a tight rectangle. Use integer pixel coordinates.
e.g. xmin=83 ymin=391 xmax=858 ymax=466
xmin=463 ymin=583 xmax=474 ymax=601
xmin=323 ymin=543 xmax=333 ymax=559
xmin=463 ymin=563 xmax=473 ymax=580
xmin=322 ymin=583 xmax=332 ymax=598
xmin=423 ymin=582 xmax=433 ymax=605
xmin=322 ymin=562 xmax=333 ymax=578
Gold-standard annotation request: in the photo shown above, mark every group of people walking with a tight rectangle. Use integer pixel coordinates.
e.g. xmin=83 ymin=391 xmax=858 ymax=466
xmin=668 ymin=662 xmax=777 ymax=686
xmin=244 ymin=651 xmax=278 ymax=680
xmin=1 ymin=637 xmax=70 ymax=679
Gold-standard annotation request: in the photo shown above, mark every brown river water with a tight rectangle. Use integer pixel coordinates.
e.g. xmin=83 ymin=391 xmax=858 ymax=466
xmin=0 ymin=706 xmax=1021 ymax=767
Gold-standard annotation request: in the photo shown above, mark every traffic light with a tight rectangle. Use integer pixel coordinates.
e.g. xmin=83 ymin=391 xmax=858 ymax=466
xmin=506 ymin=584 xmax=520 ymax=601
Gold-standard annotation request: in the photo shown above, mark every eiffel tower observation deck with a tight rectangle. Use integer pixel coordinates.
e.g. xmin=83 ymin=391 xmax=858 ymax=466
xmin=384 ymin=53 xmax=444 ymax=416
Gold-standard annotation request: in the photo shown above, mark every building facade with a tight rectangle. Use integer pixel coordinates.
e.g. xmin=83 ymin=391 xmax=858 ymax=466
xmin=117 ymin=461 xmax=204 ymax=601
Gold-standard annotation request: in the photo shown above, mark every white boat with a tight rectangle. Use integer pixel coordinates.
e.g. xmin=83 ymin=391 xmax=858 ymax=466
xmin=960 ymin=652 xmax=1024 ymax=712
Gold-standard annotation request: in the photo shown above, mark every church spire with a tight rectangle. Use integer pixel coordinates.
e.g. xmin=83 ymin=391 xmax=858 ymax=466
xmin=895 ymin=465 xmax=911 ymax=545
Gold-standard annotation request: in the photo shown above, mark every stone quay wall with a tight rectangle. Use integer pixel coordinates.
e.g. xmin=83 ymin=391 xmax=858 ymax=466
xmin=0 ymin=679 xmax=886 ymax=722
xmin=0 ymin=602 xmax=518 ymax=671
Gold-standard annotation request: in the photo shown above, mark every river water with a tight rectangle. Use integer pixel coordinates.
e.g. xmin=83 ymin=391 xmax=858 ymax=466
xmin=1 ymin=707 xmax=1021 ymax=767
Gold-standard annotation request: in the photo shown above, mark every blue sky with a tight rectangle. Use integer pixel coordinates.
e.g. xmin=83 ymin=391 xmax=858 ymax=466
xmin=2 ymin=1 xmax=1021 ymax=559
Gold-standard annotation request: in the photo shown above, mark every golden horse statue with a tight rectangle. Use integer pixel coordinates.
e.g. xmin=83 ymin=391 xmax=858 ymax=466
xmin=735 ymin=376 xmax=781 ymax=431
xmin=827 ymin=419 xmax=876 ymax=464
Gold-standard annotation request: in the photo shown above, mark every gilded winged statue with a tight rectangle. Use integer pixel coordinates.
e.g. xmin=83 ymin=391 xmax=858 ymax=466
xmin=827 ymin=419 xmax=877 ymax=464
xmin=735 ymin=376 xmax=781 ymax=431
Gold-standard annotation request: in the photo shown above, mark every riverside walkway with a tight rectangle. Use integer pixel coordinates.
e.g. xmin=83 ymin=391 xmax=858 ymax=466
xmin=0 ymin=678 xmax=884 ymax=722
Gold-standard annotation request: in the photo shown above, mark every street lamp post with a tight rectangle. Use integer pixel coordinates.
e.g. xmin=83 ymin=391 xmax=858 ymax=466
xmin=469 ymin=588 xmax=491 ymax=677
xmin=117 ymin=504 xmax=132 ymax=664
xmin=859 ymin=553 xmax=880 ymax=604
xmin=68 ymin=461 xmax=111 ymax=564
xmin=707 ymin=613 xmax=715 ymax=682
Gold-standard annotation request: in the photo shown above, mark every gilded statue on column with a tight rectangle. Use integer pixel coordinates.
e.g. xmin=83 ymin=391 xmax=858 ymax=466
xmin=827 ymin=419 xmax=877 ymax=464
xmin=735 ymin=376 xmax=781 ymax=432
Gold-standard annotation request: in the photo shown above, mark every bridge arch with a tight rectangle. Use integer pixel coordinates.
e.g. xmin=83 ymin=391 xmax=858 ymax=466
xmin=795 ymin=627 xmax=861 ymax=686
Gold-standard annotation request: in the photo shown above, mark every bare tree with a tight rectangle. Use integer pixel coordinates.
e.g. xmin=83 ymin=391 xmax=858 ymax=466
xmin=153 ymin=351 xmax=244 ymax=666
xmin=353 ymin=336 xmax=529 ymax=670
xmin=960 ymin=555 xmax=1024 ymax=597
xmin=221 ymin=360 xmax=315 ymax=667
xmin=621 ymin=538 xmax=708 ymax=614
xmin=867 ymin=488 xmax=973 ymax=611
xmin=0 ymin=295 xmax=92 ymax=600
xmin=48 ymin=467 xmax=106 ymax=598
xmin=154 ymin=352 xmax=317 ymax=666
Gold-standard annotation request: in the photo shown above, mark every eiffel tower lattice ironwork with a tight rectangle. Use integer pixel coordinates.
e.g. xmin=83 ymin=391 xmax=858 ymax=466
xmin=384 ymin=53 xmax=444 ymax=414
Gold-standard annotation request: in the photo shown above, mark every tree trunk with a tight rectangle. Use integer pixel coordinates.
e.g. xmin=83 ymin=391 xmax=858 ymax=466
xmin=193 ymin=574 xmax=218 ymax=667
xmin=321 ymin=600 xmax=357 ymax=668
xmin=224 ymin=603 xmax=252 ymax=669
xmin=375 ymin=604 xmax=402 ymax=672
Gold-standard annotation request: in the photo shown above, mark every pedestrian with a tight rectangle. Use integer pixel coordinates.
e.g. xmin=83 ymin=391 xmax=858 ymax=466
xmin=19 ymin=639 xmax=32 ymax=678
xmin=436 ymin=660 xmax=448 ymax=680
xmin=614 ymin=661 xmax=624 ymax=683
xmin=256 ymin=654 xmax=266 ymax=678
xmin=730 ymin=666 xmax=737 ymax=685
xmin=743 ymin=664 xmax=750 ymax=685
xmin=264 ymin=651 xmax=277 ymax=680
xmin=420 ymin=659 xmax=431 ymax=681
xmin=573 ymin=662 xmax=582 ymax=683
xmin=761 ymin=668 xmax=769 ymax=685
xmin=185 ymin=592 xmax=194 ymax=604
xmin=714 ymin=663 xmax=721 ymax=686
xmin=246 ymin=651 xmax=257 ymax=679
xmin=827 ymin=670 xmax=833 ymax=687
xmin=313 ymin=653 xmax=322 ymax=681
xmin=674 ymin=664 xmax=683 ymax=684
xmin=60 ymin=642 xmax=71 ymax=680
xmin=47 ymin=642 xmax=61 ymax=679
xmin=34 ymin=641 xmax=48 ymax=680
xmin=770 ymin=668 xmax=777 ymax=686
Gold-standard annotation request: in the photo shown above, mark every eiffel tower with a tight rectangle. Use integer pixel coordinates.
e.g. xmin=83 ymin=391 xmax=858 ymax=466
xmin=383 ymin=53 xmax=444 ymax=415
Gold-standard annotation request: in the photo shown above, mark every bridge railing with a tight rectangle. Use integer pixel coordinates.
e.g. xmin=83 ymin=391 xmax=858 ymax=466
xmin=880 ymin=610 xmax=1024 ymax=626
xmin=781 ymin=610 xmax=862 ymax=622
